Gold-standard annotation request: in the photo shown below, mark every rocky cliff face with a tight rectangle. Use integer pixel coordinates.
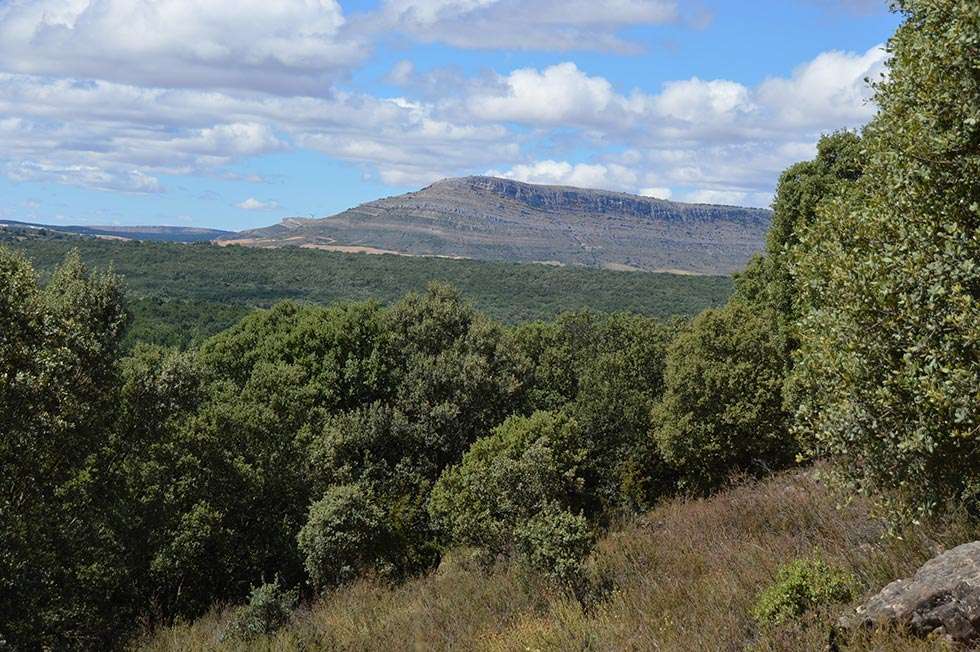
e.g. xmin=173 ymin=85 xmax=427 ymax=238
xmin=222 ymin=176 xmax=772 ymax=275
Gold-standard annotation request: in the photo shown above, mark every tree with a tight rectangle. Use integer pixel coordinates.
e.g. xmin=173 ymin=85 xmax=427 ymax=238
xmin=0 ymin=248 xmax=131 ymax=649
xmin=297 ymin=484 xmax=389 ymax=589
xmin=652 ymin=302 xmax=794 ymax=492
xmin=428 ymin=410 xmax=590 ymax=556
xmin=735 ymin=131 xmax=864 ymax=323
xmin=791 ymin=0 xmax=980 ymax=518
xmin=511 ymin=313 xmax=680 ymax=510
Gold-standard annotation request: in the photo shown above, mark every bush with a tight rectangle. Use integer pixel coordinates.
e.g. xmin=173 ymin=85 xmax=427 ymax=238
xmin=297 ymin=484 xmax=389 ymax=589
xmin=428 ymin=411 xmax=590 ymax=555
xmin=222 ymin=579 xmax=298 ymax=642
xmin=514 ymin=502 xmax=596 ymax=590
xmin=751 ymin=558 xmax=855 ymax=627
xmin=652 ymin=301 xmax=795 ymax=492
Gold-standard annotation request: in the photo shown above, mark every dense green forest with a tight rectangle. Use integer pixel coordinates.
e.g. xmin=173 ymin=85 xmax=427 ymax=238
xmin=1 ymin=2 xmax=977 ymax=650
xmin=0 ymin=230 xmax=733 ymax=350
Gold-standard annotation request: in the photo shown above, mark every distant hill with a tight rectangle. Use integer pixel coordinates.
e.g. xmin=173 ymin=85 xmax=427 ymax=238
xmin=221 ymin=176 xmax=771 ymax=275
xmin=2 ymin=227 xmax=734 ymax=349
xmin=0 ymin=219 xmax=232 ymax=243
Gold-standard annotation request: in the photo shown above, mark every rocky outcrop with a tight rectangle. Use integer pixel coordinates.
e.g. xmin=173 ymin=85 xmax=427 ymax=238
xmin=834 ymin=541 xmax=980 ymax=648
xmin=223 ymin=176 xmax=771 ymax=275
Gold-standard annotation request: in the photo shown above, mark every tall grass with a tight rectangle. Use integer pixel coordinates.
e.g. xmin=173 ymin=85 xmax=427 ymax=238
xmin=136 ymin=468 xmax=976 ymax=651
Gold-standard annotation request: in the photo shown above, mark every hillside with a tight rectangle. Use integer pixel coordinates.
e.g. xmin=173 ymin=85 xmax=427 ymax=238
xmin=222 ymin=176 xmax=772 ymax=275
xmin=138 ymin=469 xmax=977 ymax=651
xmin=1 ymin=227 xmax=733 ymax=349
xmin=0 ymin=219 xmax=232 ymax=242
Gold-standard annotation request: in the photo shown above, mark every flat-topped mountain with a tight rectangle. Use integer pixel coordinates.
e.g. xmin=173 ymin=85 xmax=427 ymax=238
xmin=220 ymin=176 xmax=772 ymax=274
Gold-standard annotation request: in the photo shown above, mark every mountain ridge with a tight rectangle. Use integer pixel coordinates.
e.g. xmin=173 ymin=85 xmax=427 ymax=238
xmin=0 ymin=219 xmax=232 ymax=243
xmin=221 ymin=176 xmax=771 ymax=275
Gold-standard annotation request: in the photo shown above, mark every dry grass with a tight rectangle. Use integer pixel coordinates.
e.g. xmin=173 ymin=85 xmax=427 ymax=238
xmin=136 ymin=468 xmax=977 ymax=652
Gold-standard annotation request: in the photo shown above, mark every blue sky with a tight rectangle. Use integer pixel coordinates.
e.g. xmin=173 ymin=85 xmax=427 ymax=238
xmin=0 ymin=0 xmax=900 ymax=231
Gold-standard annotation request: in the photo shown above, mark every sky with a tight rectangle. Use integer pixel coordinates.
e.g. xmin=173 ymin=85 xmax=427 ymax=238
xmin=0 ymin=0 xmax=901 ymax=231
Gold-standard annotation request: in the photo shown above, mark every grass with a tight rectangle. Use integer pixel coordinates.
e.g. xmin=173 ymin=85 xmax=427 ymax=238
xmin=135 ymin=469 xmax=976 ymax=651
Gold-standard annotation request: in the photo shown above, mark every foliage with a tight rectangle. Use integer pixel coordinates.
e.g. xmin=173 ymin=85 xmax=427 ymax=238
xmin=514 ymin=502 xmax=595 ymax=589
xmin=298 ymin=484 xmax=390 ymax=589
xmin=429 ymin=411 xmax=591 ymax=555
xmin=142 ymin=470 xmax=980 ymax=652
xmin=0 ymin=248 xmax=131 ymax=649
xmin=1 ymin=228 xmax=733 ymax=348
xmin=512 ymin=313 xmax=681 ymax=510
xmin=790 ymin=0 xmax=980 ymax=518
xmin=751 ymin=558 xmax=856 ymax=627
xmin=222 ymin=579 xmax=299 ymax=642
xmin=652 ymin=301 xmax=795 ymax=492
xmin=735 ymin=131 xmax=864 ymax=323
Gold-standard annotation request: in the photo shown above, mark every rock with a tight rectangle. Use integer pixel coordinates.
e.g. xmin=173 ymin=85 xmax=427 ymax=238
xmin=834 ymin=541 xmax=980 ymax=648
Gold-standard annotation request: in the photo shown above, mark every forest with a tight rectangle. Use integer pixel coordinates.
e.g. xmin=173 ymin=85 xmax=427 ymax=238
xmin=1 ymin=2 xmax=977 ymax=650
xmin=0 ymin=229 xmax=733 ymax=349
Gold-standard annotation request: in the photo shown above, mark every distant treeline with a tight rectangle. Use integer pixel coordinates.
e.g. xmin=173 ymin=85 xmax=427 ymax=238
xmin=0 ymin=230 xmax=733 ymax=348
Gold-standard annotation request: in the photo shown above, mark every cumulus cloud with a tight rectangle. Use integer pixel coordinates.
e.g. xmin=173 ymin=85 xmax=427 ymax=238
xmin=756 ymin=44 xmax=886 ymax=128
xmin=371 ymin=0 xmax=678 ymax=52
xmin=236 ymin=197 xmax=280 ymax=211
xmin=489 ymin=160 xmax=640 ymax=191
xmin=0 ymin=0 xmax=888 ymax=210
xmin=0 ymin=0 xmax=366 ymax=95
xmin=653 ymin=77 xmax=755 ymax=123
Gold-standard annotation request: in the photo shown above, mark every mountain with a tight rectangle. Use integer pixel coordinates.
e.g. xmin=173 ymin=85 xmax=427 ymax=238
xmin=0 ymin=220 xmax=232 ymax=243
xmin=220 ymin=176 xmax=772 ymax=275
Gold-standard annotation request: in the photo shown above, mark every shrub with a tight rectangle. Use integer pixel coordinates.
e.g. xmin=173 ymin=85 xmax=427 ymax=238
xmin=514 ymin=502 xmax=596 ymax=590
xmin=428 ymin=410 xmax=590 ymax=555
xmin=751 ymin=558 xmax=856 ymax=627
xmin=297 ymin=484 xmax=389 ymax=589
xmin=222 ymin=579 xmax=298 ymax=642
xmin=652 ymin=301 xmax=795 ymax=492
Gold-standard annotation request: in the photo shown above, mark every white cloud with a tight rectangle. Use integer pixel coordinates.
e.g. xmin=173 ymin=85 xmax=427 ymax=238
xmin=0 ymin=0 xmax=887 ymax=211
xmin=372 ymin=0 xmax=678 ymax=52
xmin=757 ymin=44 xmax=886 ymax=128
xmin=681 ymin=189 xmax=749 ymax=206
xmin=653 ymin=77 xmax=754 ymax=123
xmin=640 ymin=187 xmax=672 ymax=200
xmin=490 ymin=160 xmax=640 ymax=191
xmin=468 ymin=63 xmax=624 ymax=126
xmin=236 ymin=197 xmax=280 ymax=211
xmin=6 ymin=160 xmax=163 ymax=193
xmin=0 ymin=0 xmax=365 ymax=95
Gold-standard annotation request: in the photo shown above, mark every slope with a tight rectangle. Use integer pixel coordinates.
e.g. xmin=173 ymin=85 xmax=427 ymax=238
xmin=222 ymin=176 xmax=771 ymax=275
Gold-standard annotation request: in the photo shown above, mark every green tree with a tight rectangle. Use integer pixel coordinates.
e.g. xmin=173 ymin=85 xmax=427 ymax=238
xmin=297 ymin=484 xmax=390 ymax=589
xmin=791 ymin=0 xmax=980 ymax=517
xmin=0 ymin=248 xmax=130 ymax=649
xmin=303 ymin=284 xmax=527 ymax=583
xmin=735 ymin=131 xmax=864 ymax=323
xmin=511 ymin=313 xmax=680 ymax=510
xmin=652 ymin=302 xmax=794 ymax=492
xmin=428 ymin=410 xmax=590 ymax=556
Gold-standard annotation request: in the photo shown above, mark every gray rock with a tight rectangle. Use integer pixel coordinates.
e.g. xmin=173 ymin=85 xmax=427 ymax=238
xmin=834 ymin=541 xmax=980 ymax=647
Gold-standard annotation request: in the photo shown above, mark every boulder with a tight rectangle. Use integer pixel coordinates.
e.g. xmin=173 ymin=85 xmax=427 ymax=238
xmin=834 ymin=541 xmax=980 ymax=648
